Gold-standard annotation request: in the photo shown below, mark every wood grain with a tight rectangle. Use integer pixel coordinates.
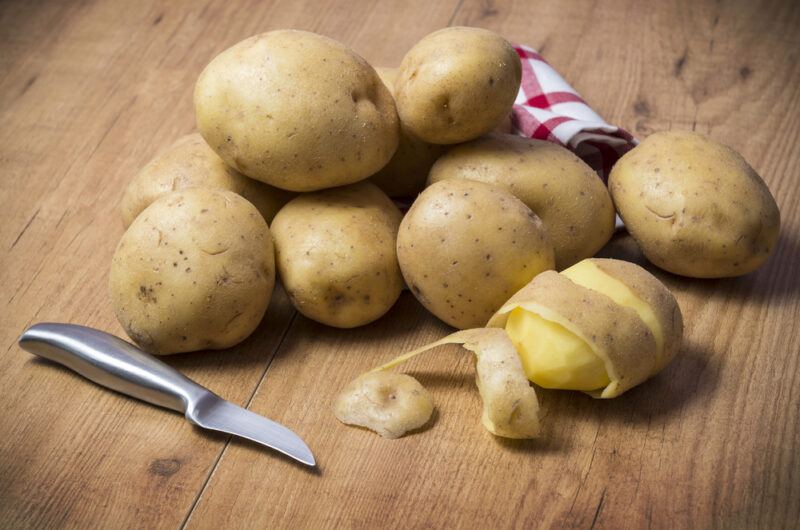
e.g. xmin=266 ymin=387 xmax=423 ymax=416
xmin=0 ymin=0 xmax=459 ymax=528
xmin=1 ymin=0 xmax=798 ymax=528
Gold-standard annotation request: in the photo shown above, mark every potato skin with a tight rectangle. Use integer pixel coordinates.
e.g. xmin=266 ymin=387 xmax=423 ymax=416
xmin=397 ymin=179 xmax=555 ymax=329
xmin=369 ymin=67 xmax=446 ymax=198
xmin=590 ymin=258 xmax=683 ymax=372
xmin=194 ymin=30 xmax=399 ymax=192
xmin=120 ymin=133 xmax=294 ymax=227
xmin=333 ymin=371 xmax=434 ymax=439
xmin=270 ymin=182 xmax=404 ymax=328
xmin=609 ymin=131 xmax=780 ymax=278
xmin=374 ymin=67 xmax=398 ymax=90
xmin=395 ymin=27 xmax=521 ymax=144
xmin=488 ymin=270 xmax=657 ymax=398
xmin=429 ymin=133 xmax=615 ymax=269
xmin=110 ymin=188 xmax=275 ymax=354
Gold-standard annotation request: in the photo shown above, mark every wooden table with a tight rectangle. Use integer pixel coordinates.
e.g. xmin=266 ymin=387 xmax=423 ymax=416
xmin=1 ymin=0 xmax=798 ymax=528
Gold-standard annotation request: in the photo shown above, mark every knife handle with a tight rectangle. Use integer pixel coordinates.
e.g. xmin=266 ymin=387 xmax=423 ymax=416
xmin=19 ymin=323 xmax=208 ymax=414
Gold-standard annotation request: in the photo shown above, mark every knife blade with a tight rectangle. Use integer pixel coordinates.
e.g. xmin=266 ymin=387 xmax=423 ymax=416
xmin=18 ymin=322 xmax=315 ymax=467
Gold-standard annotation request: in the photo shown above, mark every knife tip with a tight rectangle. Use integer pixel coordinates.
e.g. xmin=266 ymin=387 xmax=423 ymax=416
xmin=295 ymin=447 xmax=316 ymax=467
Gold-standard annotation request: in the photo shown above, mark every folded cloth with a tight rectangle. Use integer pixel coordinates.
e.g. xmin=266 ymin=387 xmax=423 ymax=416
xmin=511 ymin=44 xmax=637 ymax=182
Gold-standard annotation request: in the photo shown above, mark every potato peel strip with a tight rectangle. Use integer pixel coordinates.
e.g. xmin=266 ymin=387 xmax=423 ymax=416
xmin=339 ymin=328 xmax=539 ymax=439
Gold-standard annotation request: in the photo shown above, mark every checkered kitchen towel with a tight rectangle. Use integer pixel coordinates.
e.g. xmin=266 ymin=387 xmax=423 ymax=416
xmin=511 ymin=45 xmax=637 ymax=181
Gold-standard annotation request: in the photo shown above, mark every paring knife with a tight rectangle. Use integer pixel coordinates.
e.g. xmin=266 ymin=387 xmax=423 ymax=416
xmin=18 ymin=323 xmax=315 ymax=467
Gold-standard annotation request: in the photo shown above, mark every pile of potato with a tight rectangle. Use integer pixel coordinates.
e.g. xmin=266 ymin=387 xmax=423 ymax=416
xmin=110 ymin=26 xmax=780 ymax=439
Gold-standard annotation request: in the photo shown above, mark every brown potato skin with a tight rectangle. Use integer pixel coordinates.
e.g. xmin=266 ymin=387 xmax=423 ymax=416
xmin=374 ymin=67 xmax=398 ymax=90
xmin=333 ymin=371 xmax=434 ymax=439
xmin=120 ymin=133 xmax=294 ymax=228
xmin=488 ymin=270 xmax=657 ymax=398
xmin=590 ymin=258 xmax=683 ymax=372
xmin=397 ymin=179 xmax=555 ymax=329
xmin=270 ymin=182 xmax=404 ymax=328
xmin=369 ymin=67 xmax=446 ymax=198
xmin=194 ymin=30 xmax=399 ymax=192
xmin=428 ymin=133 xmax=615 ymax=269
xmin=110 ymin=188 xmax=275 ymax=354
xmin=395 ymin=27 xmax=521 ymax=145
xmin=609 ymin=130 xmax=780 ymax=278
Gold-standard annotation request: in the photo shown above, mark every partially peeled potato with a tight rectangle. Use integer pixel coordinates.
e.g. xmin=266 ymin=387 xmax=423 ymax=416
xmin=334 ymin=258 xmax=682 ymax=440
xmin=491 ymin=258 xmax=683 ymax=398
xmin=334 ymin=328 xmax=539 ymax=439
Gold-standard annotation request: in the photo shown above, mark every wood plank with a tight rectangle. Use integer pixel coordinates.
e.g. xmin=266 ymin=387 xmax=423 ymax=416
xmin=184 ymin=0 xmax=800 ymax=528
xmin=2 ymin=0 xmax=798 ymax=528
xmin=0 ymin=0 xmax=461 ymax=528
xmin=0 ymin=0 xmax=302 ymax=512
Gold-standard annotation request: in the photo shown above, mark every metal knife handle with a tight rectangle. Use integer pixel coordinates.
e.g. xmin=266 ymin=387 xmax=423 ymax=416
xmin=18 ymin=323 xmax=208 ymax=413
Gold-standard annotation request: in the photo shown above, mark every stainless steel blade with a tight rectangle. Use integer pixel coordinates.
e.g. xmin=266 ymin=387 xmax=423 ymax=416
xmin=19 ymin=323 xmax=316 ymax=467
xmin=188 ymin=394 xmax=316 ymax=466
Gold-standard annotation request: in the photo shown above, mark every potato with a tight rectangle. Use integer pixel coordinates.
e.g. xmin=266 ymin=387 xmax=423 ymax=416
xmin=336 ymin=328 xmax=540 ymax=439
xmin=369 ymin=67 xmax=446 ymax=198
xmin=505 ymin=308 xmax=611 ymax=391
xmin=428 ymin=133 xmax=616 ymax=269
xmin=562 ymin=259 xmax=683 ymax=372
xmin=493 ymin=113 xmax=514 ymax=134
xmin=397 ymin=179 xmax=554 ymax=329
xmin=490 ymin=258 xmax=683 ymax=398
xmin=109 ymin=188 xmax=275 ymax=354
xmin=194 ymin=30 xmax=399 ymax=192
xmin=374 ymin=67 xmax=398 ymax=90
xmin=609 ymin=130 xmax=780 ymax=278
xmin=395 ymin=27 xmax=521 ymax=144
xmin=270 ymin=182 xmax=404 ymax=328
xmin=333 ymin=372 xmax=434 ymax=439
xmin=120 ymin=133 xmax=294 ymax=227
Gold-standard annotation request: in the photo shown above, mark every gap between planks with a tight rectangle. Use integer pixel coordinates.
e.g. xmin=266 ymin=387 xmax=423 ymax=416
xmin=178 ymin=311 xmax=298 ymax=529
xmin=177 ymin=2 xmax=468 ymax=525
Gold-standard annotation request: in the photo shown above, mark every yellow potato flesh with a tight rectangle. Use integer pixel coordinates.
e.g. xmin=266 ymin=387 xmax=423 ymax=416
xmin=561 ymin=260 xmax=664 ymax=357
xmin=505 ymin=308 xmax=609 ymax=391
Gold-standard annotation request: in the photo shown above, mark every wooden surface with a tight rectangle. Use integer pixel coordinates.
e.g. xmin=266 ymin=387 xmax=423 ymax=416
xmin=1 ymin=0 xmax=798 ymax=528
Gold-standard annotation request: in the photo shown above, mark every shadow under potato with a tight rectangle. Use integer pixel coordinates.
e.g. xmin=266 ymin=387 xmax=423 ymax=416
xmin=276 ymin=291 xmax=451 ymax=367
xmin=405 ymin=367 xmax=572 ymax=454
xmin=674 ymin=228 xmax=800 ymax=304
xmin=302 ymin=290 xmax=445 ymax=345
xmin=388 ymin=340 xmax=716 ymax=452
xmin=492 ymin=431 xmax=572 ymax=454
xmin=405 ymin=369 xmax=473 ymax=391
xmin=535 ymin=340 xmax=717 ymax=427
xmin=598 ymin=229 xmax=800 ymax=304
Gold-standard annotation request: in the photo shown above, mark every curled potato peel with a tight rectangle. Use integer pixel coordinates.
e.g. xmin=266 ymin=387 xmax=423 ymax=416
xmin=491 ymin=271 xmax=656 ymax=398
xmin=333 ymin=372 xmax=434 ymax=439
xmin=334 ymin=328 xmax=540 ymax=439
xmin=490 ymin=258 xmax=682 ymax=398
xmin=334 ymin=258 xmax=681 ymax=440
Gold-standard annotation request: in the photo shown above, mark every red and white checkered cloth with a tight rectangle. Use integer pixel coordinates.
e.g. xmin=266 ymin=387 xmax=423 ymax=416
xmin=511 ymin=45 xmax=637 ymax=182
